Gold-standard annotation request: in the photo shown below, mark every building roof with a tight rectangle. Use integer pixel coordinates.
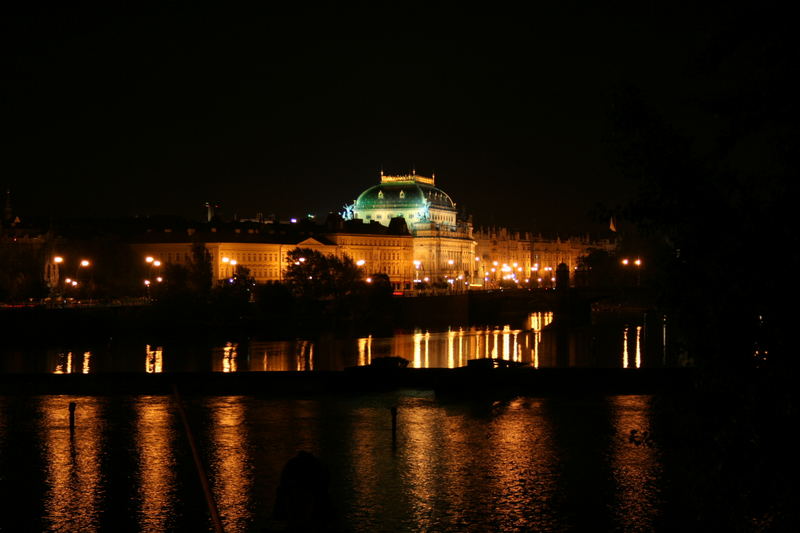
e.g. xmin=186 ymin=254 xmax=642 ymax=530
xmin=354 ymin=177 xmax=456 ymax=212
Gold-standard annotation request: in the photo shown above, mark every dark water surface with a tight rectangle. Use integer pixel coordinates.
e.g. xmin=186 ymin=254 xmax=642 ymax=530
xmin=0 ymin=393 xmax=663 ymax=532
xmin=1 ymin=312 xmax=669 ymax=374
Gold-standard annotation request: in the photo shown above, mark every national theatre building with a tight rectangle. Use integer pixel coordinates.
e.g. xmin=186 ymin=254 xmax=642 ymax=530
xmin=131 ymin=173 xmax=612 ymax=290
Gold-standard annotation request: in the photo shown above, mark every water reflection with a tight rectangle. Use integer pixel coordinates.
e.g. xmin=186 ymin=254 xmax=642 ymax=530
xmin=10 ymin=311 xmax=658 ymax=373
xmin=145 ymin=345 xmax=163 ymax=373
xmin=608 ymin=395 xmax=661 ymax=530
xmin=402 ymin=403 xmax=439 ymax=529
xmin=212 ymin=342 xmax=238 ymax=373
xmin=40 ymin=396 xmax=104 ymax=532
xmin=622 ymin=326 xmax=642 ymax=369
xmin=135 ymin=397 xmax=176 ymax=532
xmin=52 ymin=351 xmax=92 ymax=374
xmin=9 ymin=394 xmax=669 ymax=531
xmin=207 ymin=397 xmax=253 ymax=532
xmin=486 ymin=399 xmax=559 ymax=530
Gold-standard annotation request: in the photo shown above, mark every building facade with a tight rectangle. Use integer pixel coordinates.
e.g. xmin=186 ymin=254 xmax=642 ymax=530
xmin=130 ymin=173 xmax=614 ymax=291
xmin=345 ymin=173 xmax=477 ymax=288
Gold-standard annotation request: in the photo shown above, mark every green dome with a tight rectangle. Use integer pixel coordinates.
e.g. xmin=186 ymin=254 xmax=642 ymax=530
xmin=354 ymin=180 xmax=455 ymax=211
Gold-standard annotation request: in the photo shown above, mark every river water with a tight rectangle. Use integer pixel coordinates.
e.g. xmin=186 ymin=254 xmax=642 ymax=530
xmin=0 ymin=310 xmax=679 ymax=531
xmin=0 ymin=311 xmax=669 ymax=374
xmin=0 ymin=392 xmax=664 ymax=532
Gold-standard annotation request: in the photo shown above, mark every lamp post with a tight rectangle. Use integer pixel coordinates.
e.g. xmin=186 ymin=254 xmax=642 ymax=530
xmin=620 ymin=257 xmax=643 ymax=287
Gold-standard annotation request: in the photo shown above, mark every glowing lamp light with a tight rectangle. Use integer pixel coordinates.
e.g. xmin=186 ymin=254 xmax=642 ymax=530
xmin=356 ymin=259 xmax=366 ymax=266
xmin=447 ymin=259 xmax=454 ymax=265
xmin=156 ymin=277 xmax=163 ymax=282
xmin=622 ymin=258 xmax=630 ymax=265
xmin=634 ymin=259 xmax=642 ymax=266
xmin=65 ymin=278 xmax=72 ymax=284
xmin=144 ymin=280 xmax=151 ymax=286
xmin=53 ymin=256 xmax=64 ymax=264
xmin=299 ymin=257 xmax=306 ymax=263
xmin=222 ymin=257 xmax=230 ymax=263
xmin=153 ymin=260 xmax=161 ymax=267
xmin=80 ymin=260 xmax=90 ymax=267
xmin=475 ymin=257 xmax=480 ymax=261
xmin=71 ymin=281 xmax=78 ymax=287
xmin=366 ymin=277 xmax=372 ymax=283
xmin=492 ymin=261 xmax=499 ymax=266
xmin=145 ymin=256 xmax=154 ymax=263
xmin=230 ymin=260 xmax=237 ymax=265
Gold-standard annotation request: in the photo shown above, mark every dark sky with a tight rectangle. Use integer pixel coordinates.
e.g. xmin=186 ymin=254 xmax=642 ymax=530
xmin=0 ymin=7 xmax=781 ymax=234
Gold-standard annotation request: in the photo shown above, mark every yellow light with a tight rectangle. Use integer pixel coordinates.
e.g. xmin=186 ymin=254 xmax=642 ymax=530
xmin=156 ymin=277 xmax=163 ymax=282
xmin=622 ymin=258 xmax=629 ymax=265
xmin=413 ymin=260 xmax=421 ymax=266
xmin=145 ymin=256 xmax=154 ymax=263
xmin=474 ymin=257 xmax=480 ymax=261
xmin=299 ymin=257 xmax=306 ymax=262
xmin=72 ymin=281 xmax=78 ymax=286
xmin=366 ymin=277 xmax=372 ymax=283
xmin=65 ymin=278 xmax=72 ymax=284
xmin=447 ymin=259 xmax=454 ymax=265
xmin=153 ymin=260 xmax=161 ymax=267
xmin=222 ymin=257 xmax=230 ymax=263
xmin=53 ymin=256 xmax=63 ymax=264
xmin=144 ymin=280 xmax=150 ymax=286
xmin=230 ymin=260 xmax=237 ymax=266
xmin=512 ymin=262 xmax=518 ymax=268
xmin=634 ymin=259 xmax=642 ymax=266
xmin=356 ymin=259 xmax=366 ymax=266
xmin=80 ymin=260 xmax=90 ymax=267
xmin=492 ymin=261 xmax=498 ymax=266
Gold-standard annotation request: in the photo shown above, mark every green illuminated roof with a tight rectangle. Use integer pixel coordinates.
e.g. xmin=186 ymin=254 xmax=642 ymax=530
xmin=354 ymin=181 xmax=455 ymax=211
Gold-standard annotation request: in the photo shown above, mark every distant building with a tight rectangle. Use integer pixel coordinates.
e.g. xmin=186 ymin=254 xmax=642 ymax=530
xmin=474 ymin=227 xmax=615 ymax=288
xmin=129 ymin=172 xmax=614 ymax=291
xmin=344 ymin=172 xmax=477 ymax=288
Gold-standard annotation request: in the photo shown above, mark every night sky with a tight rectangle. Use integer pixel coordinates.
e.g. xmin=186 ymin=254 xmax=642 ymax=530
xmin=1 ymin=7 xmax=787 ymax=234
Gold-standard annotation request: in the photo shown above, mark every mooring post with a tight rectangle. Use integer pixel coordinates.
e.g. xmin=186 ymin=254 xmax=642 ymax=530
xmin=390 ymin=406 xmax=398 ymax=444
xmin=68 ymin=402 xmax=76 ymax=432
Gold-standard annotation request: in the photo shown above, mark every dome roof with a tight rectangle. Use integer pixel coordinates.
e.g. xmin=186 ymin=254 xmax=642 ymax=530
xmin=354 ymin=180 xmax=456 ymax=211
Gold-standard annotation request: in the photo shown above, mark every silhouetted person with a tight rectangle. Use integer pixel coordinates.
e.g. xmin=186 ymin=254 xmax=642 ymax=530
xmin=273 ymin=451 xmax=331 ymax=532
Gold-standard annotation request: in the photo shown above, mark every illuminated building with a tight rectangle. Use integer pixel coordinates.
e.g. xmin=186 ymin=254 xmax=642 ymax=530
xmin=131 ymin=172 xmax=613 ymax=291
xmin=475 ymin=227 xmax=615 ymax=288
xmin=344 ymin=172 xmax=477 ymax=288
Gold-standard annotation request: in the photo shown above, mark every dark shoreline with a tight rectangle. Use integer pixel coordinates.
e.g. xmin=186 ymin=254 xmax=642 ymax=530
xmin=1 ymin=367 xmax=696 ymax=396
